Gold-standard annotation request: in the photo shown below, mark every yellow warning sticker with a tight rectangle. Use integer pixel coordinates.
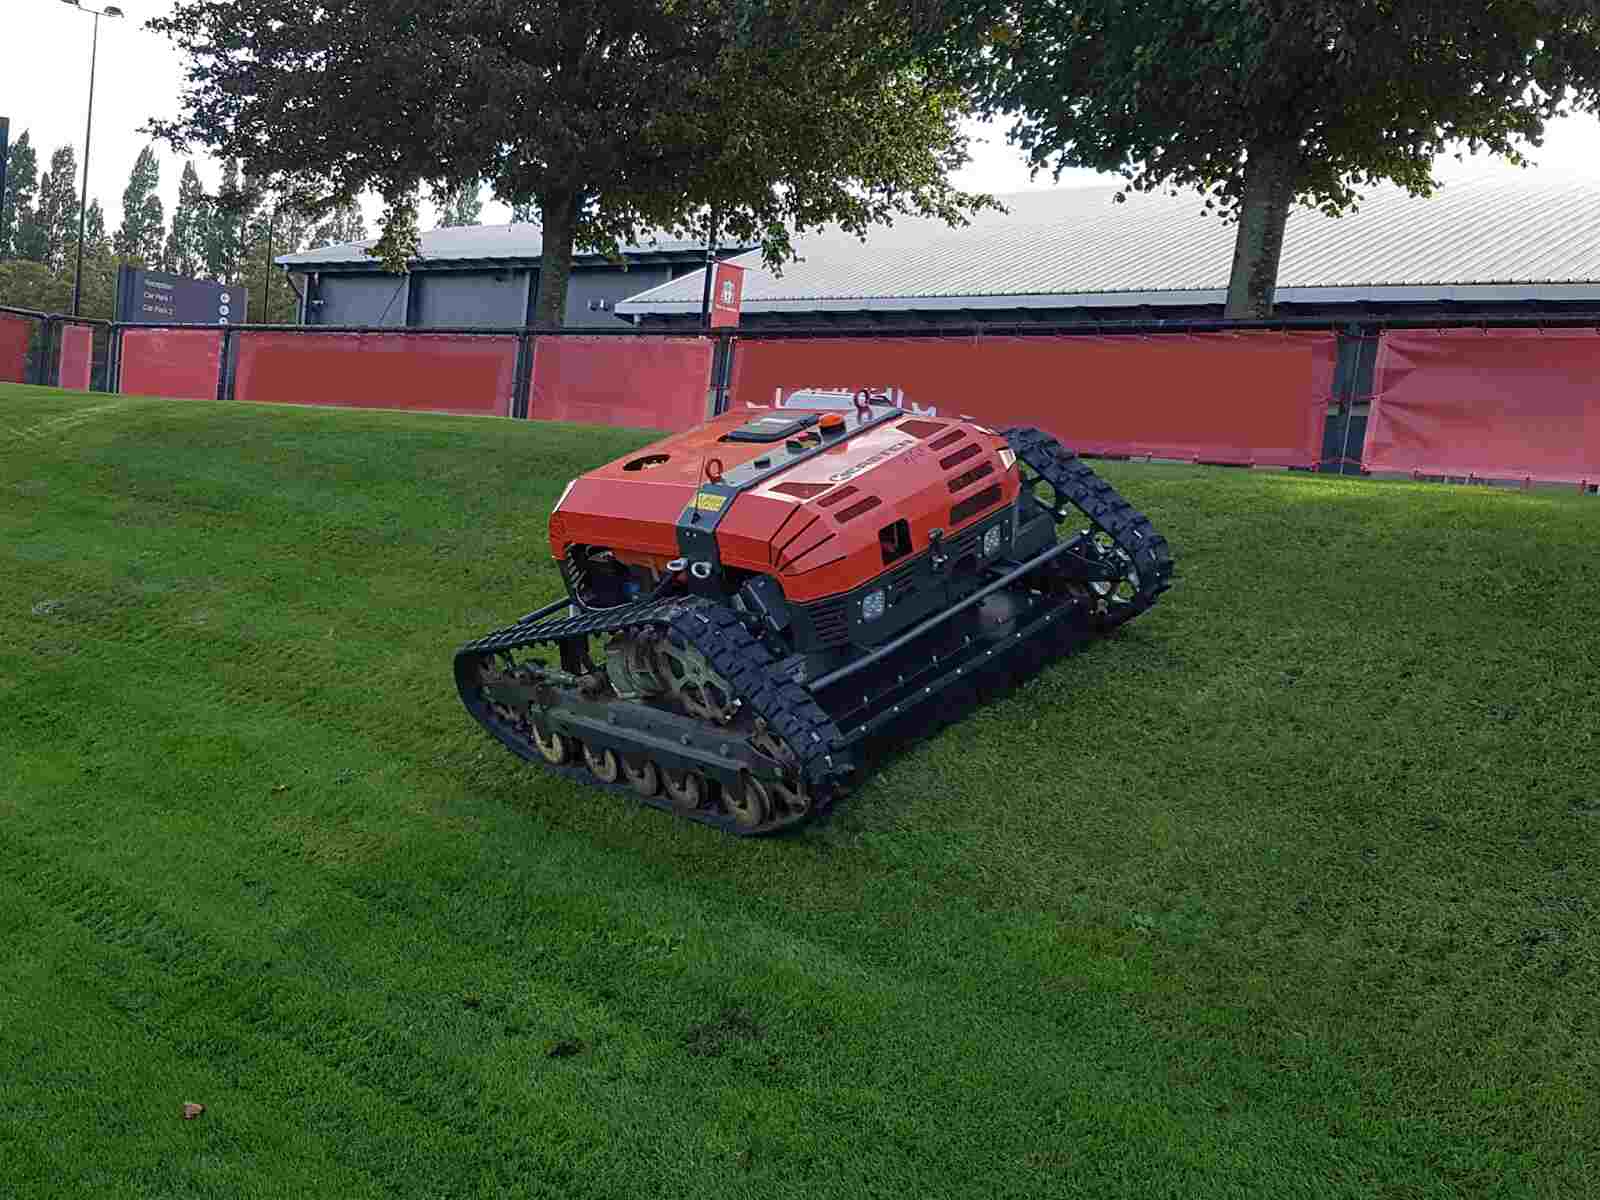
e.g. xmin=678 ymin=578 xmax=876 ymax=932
xmin=692 ymin=492 xmax=727 ymax=512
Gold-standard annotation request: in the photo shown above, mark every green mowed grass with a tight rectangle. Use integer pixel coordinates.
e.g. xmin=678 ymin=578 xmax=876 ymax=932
xmin=1 ymin=382 xmax=1596 ymax=1198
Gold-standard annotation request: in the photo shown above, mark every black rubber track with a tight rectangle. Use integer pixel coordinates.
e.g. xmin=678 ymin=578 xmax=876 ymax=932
xmin=454 ymin=597 xmax=850 ymax=836
xmin=1004 ymin=426 xmax=1174 ymax=628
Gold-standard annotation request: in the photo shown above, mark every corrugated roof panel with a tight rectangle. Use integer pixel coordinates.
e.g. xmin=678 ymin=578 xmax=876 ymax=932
xmin=618 ymin=167 xmax=1600 ymax=312
xmin=276 ymin=223 xmax=719 ymax=269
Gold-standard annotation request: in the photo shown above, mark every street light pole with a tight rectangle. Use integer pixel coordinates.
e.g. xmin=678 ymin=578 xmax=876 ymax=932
xmin=61 ymin=0 xmax=123 ymax=317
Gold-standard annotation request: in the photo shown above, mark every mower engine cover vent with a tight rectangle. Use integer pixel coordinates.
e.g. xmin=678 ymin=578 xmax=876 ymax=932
xmin=722 ymin=413 xmax=820 ymax=443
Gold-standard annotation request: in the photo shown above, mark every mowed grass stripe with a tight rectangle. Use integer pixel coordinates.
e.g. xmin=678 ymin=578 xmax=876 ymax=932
xmin=2 ymin=384 xmax=1597 ymax=1197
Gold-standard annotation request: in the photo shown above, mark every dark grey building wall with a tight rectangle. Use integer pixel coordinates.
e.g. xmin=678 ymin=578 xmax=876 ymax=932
xmin=311 ymin=274 xmax=411 ymax=326
xmin=563 ymin=264 xmax=677 ymax=328
xmin=412 ymin=270 xmax=532 ymax=327
xmin=298 ymin=260 xmax=708 ymax=328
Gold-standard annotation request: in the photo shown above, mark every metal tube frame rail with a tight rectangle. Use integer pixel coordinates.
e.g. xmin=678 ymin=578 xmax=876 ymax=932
xmin=807 ymin=536 xmax=1083 ymax=694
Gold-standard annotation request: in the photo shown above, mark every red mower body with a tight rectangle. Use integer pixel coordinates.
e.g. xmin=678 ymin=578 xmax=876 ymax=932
xmin=549 ymin=404 xmax=1021 ymax=604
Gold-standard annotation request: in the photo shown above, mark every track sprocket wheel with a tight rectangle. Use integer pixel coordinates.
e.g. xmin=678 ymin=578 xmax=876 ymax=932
xmin=751 ymin=724 xmax=813 ymax=819
xmin=1020 ymin=462 xmax=1141 ymax=620
xmin=655 ymin=633 xmax=739 ymax=723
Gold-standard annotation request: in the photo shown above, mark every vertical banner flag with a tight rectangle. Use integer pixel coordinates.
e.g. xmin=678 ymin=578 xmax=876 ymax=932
xmin=709 ymin=262 xmax=745 ymax=329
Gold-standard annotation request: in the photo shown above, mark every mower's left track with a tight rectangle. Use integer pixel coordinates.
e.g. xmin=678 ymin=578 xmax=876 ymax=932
xmin=453 ymin=599 xmax=851 ymax=836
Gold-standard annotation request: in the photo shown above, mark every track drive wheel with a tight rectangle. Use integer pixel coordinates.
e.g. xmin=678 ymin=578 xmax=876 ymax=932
xmin=583 ymin=743 xmax=620 ymax=783
xmin=752 ymin=725 xmax=812 ymax=820
xmin=621 ymin=756 xmax=660 ymax=797
xmin=726 ymin=774 xmax=772 ymax=831
xmin=533 ymin=726 xmax=572 ymax=765
xmin=664 ymin=769 xmax=706 ymax=812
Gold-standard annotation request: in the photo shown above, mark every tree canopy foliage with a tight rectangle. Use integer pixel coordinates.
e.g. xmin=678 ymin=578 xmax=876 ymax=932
xmin=148 ymin=0 xmax=988 ymax=322
xmin=114 ymin=146 xmax=165 ymax=267
xmin=2 ymin=130 xmax=41 ymax=260
xmin=962 ymin=0 xmax=1600 ymax=315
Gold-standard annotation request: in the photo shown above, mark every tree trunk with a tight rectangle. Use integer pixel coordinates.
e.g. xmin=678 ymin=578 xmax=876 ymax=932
xmin=1223 ymin=144 xmax=1295 ymax=320
xmin=532 ymin=187 xmax=579 ymax=327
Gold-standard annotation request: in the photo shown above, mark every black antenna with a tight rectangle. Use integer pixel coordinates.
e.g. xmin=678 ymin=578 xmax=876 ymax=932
xmin=691 ymin=446 xmax=710 ymax=523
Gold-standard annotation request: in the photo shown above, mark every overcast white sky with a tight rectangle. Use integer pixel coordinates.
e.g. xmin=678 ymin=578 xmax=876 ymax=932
xmin=7 ymin=0 xmax=1600 ymax=237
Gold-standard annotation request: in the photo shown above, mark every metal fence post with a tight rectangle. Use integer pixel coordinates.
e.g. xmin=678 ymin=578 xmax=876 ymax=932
xmin=1336 ymin=324 xmax=1379 ymax=476
xmin=216 ymin=328 xmax=234 ymax=402
xmin=35 ymin=316 xmax=58 ymax=386
xmin=106 ymin=323 xmax=122 ymax=393
xmin=512 ymin=329 xmax=534 ymax=419
xmin=716 ymin=332 xmax=737 ymax=414
xmin=520 ymin=331 xmax=539 ymax=419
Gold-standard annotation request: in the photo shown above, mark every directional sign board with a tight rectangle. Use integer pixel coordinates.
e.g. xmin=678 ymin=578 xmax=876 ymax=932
xmin=116 ymin=265 xmax=246 ymax=326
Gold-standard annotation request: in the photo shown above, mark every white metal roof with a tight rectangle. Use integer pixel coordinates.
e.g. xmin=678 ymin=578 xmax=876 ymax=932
xmin=616 ymin=166 xmax=1600 ymax=314
xmin=277 ymin=223 xmax=717 ymax=270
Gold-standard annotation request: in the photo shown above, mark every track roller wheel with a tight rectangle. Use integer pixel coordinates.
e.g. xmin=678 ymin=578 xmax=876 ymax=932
xmin=774 ymin=776 xmax=811 ymax=820
xmin=726 ymin=773 xmax=772 ymax=831
xmin=621 ymin=756 xmax=660 ymax=797
xmin=664 ymin=769 xmax=706 ymax=812
xmin=583 ymin=744 xmax=620 ymax=783
xmin=533 ymin=726 xmax=572 ymax=765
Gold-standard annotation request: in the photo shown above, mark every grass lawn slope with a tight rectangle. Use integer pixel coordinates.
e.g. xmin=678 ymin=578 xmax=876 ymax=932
xmin=2 ymin=382 xmax=1596 ymax=1198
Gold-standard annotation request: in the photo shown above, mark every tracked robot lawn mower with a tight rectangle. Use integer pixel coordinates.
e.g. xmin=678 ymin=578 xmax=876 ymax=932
xmin=454 ymin=393 xmax=1173 ymax=834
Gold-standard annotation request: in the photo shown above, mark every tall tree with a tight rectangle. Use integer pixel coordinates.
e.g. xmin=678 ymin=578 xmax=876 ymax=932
xmin=35 ymin=145 xmax=81 ymax=275
xmin=202 ymin=158 xmax=249 ymax=282
xmin=167 ymin=160 xmax=210 ymax=277
xmin=148 ymin=0 xmax=988 ymax=325
xmin=506 ymin=199 xmax=538 ymax=225
xmin=83 ymin=198 xmax=108 ymax=254
xmin=962 ymin=1 xmax=1600 ymax=318
xmin=1 ymin=129 xmax=39 ymax=259
xmin=434 ymin=183 xmax=483 ymax=229
xmin=115 ymin=145 xmax=166 ymax=265
xmin=308 ymin=201 xmax=367 ymax=248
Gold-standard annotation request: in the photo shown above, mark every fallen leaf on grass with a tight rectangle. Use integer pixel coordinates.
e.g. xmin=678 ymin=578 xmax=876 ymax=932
xmin=181 ymin=1103 xmax=205 ymax=1120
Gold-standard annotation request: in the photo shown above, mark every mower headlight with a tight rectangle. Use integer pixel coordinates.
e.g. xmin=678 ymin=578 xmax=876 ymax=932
xmin=862 ymin=588 xmax=886 ymax=622
xmin=983 ymin=525 xmax=1003 ymax=557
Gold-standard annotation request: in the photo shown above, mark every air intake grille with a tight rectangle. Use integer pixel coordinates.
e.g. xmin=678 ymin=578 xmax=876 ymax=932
xmin=807 ymin=596 xmax=851 ymax=647
xmin=929 ymin=429 xmax=966 ymax=451
xmin=898 ymin=419 xmax=946 ymax=438
xmin=773 ymin=481 xmax=832 ymax=499
xmin=947 ymin=461 xmax=994 ymax=493
xmin=939 ymin=443 xmax=981 ymax=470
xmin=834 ymin=495 xmax=883 ymax=523
xmin=816 ymin=485 xmax=860 ymax=509
xmin=950 ymin=484 xmax=1003 ymax=526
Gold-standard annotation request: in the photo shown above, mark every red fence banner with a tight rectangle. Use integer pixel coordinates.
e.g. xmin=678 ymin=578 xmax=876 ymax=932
xmin=729 ymin=332 xmax=1336 ymax=467
xmin=529 ymin=336 xmax=713 ymax=430
xmin=1364 ymin=329 xmax=1600 ymax=485
xmin=235 ymin=332 xmax=517 ymax=416
xmin=119 ymin=328 xmax=223 ymax=400
xmin=58 ymin=324 xmax=93 ymax=390
xmin=0 ymin=313 xmax=34 ymax=384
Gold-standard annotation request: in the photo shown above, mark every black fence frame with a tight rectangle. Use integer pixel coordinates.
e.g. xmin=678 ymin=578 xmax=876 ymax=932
xmin=12 ymin=307 xmax=1600 ymax=484
xmin=0 ymin=304 xmax=115 ymax=390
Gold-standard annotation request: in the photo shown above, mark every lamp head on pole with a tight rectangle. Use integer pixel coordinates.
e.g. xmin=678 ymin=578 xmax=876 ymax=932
xmin=105 ymin=6 xmax=124 ymax=15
